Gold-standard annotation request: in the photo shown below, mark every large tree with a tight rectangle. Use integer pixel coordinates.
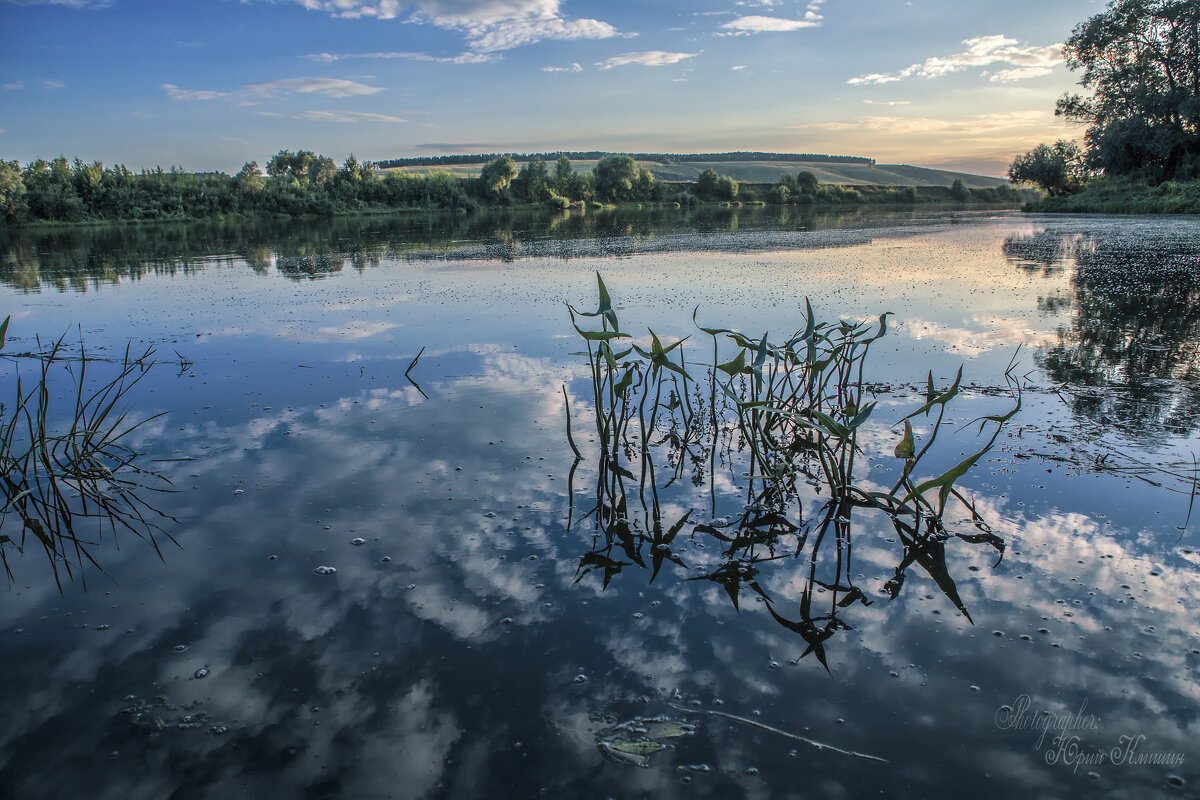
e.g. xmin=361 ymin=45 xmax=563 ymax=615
xmin=1057 ymin=0 xmax=1200 ymax=180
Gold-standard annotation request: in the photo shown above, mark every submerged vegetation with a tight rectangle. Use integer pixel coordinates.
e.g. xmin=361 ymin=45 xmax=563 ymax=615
xmin=0 ymin=318 xmax=175 ymax=589
xmin=566 ymin=275 xmax=1021 ymax=668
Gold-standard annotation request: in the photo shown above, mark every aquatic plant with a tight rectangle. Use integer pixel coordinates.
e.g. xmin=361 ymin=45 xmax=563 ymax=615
xmin=567 ymin=274 xmax=1021 ymax=668
xmin=0 ymin=317 xmax=176 ymax=590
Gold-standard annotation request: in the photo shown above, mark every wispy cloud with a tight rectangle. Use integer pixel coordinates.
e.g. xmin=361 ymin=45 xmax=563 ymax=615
xmin=244 ymin=77 xmax=385 ymax=98
xmin=793 ymin=111 xmax=1050 ymax=135
xmin=42 ymin=79 xmax=65 ymax=90
xmin=7 ymin=0 xmax=112 ymax=7
xmin=848 ymin=35 xmax=1061 ymax=85
xmin=541 ymin=62 xmax=582 ymax=73
xmin=304 ymin=50 xmax=496 ymax=64
xmin=288 ymin=0 xmax=620 ymax=55
xmin=596 ymin=51 xmax=699 ymax=70
xmin=257 ymin=109 xmax=406 ymax=123
xmin=162 ymin=83 xmax=227 ymax=101
xmin=720 ymin=14 xmax=820 ymax=32
xmin=2 ymin=82 xmax=23 ymax=90
xmin=863 ymin=99 xmax=911 ymax=106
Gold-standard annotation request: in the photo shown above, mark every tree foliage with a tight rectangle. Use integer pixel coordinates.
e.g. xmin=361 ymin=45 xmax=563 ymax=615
xmin=1008 ymin=141 xmax=1088 ymax=196
xmin=479 ymin=155 xmax=518 ymax=198
xmin=1057 ymin=0 xmax=1200 ymax=180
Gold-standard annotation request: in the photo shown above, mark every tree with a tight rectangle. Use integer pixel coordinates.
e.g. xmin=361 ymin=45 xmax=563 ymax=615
xmin=796 ymin=171 xmax=819 ymax=194
xmin=308 ymin=155 xmax=337 ymax=185
xmin=695 ymin=168 xmax=720 ymax=200
xmin=234 ymin=162 xmax=263 ymax=194
xmin=0 ymin=160 xmax=27 ymax=222
xmin=554 ymin=155 xmax=573 ymax=194
xmin=950 ymin=178 xmax=969 ymax=201
xmin=480 ymin=155 xmax=517 ymax=198
xmin=1008 ymin=141 xmax=1088 ymax=196
xmin=515 ymin=157 xmax=550 ymax=202
xmin=594 ymin=155 xmax=638 ymax=201
xmin=1057 ymin=0 xmax=1200 ymax=180
xmin=716 ymin=174 xmax=739 ymax=201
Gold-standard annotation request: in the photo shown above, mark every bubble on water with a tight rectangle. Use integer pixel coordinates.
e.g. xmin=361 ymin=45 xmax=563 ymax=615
xmin=193 ymin=668 xmax=210 ymax=679
xmin=768 ymin=661 xmax=780 ymax=670
xmin=572 ymin=674 xmax=588 ymax=684
xmin=889 ymin=671 xmax=899 ymax=678
xmin=380 ymin=556 xmax=391 ymax=563
xmin=233 ymin=489 xmax=244 ymax=495
xmin=173 ymin=645 xmax=188 ymax=653
xmin=1087 ymin=771 xmax=1100 ymax=781
xmin=96 ymin=624 xmax=110 ymax=631
xmin=268 ymin=554 xmax=278 ymax=560
xmin=1020 ymin=635 xmax=1032 ymax=641
xmin=313 ymin=565 xmax=337 ymax=575
xmin=349 ymin=538 xmax=366 ymax=546
xmin=744 ymin=767 xmax=759 ymax=776
xmin=970 ymin=685 xmax=980 ymax=692
xmin=210 ymin=725 xmax=229 ymax=736
xmin=501 ymin=617 xmax=514 ymax=625
xmin=632 ymin=612 xmax=643 ymax=620
xmin=485 ymin=512 xmax=496 ymax=518
xmin=406 ymin=583 xmax=416 ymax=590
xmin=992 ymin=631 xmax=1004 ymax=637
xmin=1167 ymin=775 xmax=1185 ymax=787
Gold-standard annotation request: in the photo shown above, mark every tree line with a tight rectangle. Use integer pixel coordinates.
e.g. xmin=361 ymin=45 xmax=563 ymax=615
xmin=376 ymin=151 xmax=876 ymax=169
xmin=1009 ymin=0 xmax=1199 ymax=197
xmin=0 ymin=151 xmax=1012 ymax=225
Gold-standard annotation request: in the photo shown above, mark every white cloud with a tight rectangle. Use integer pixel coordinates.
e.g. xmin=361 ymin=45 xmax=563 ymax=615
xmin=162 ymin=83 xmax=227 ymax=101
xmin=989 ymin=65 xmax=1054 ymax=83
xmin=41 ymin=79 xmax=65 ymax=90
xmin=244 ymin=77 xmax=385 ymax=98
xmin=541 ymin=62 xmax=582 ymax=73
xmin=304 ymin=50 xmax=496 ymax=64
xmin=257 ymin=110 xmax=406 ymax=123
xmin=863 ymin=99 xmax=911 ymax=106
xmin=720 ymin=14 xmax=819 ymax=32
xmin=2 ymin=82 xmax=23 ymax=90
xmin=288 ymin=0 xmax=620 ymax=54
xmin=730 ymin=65 xmax=746 ymax=71
xmin=7 ymin=0 xmax=111 ymax=7
xmin=466 ymin=17 xmax=618 ymax=52
xmin=596 ymin=51 xmax=699 ymax=70
xmin=848 ymin=35 xmax=1061 ymax=85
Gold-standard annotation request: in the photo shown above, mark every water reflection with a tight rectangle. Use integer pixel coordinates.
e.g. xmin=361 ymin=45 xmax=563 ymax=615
xmin=1004 ymin=225 xmax=1200 ymax=436
xmin=1 ymin=205 xmax=966 ymax=291
xmin=568 ymin=277 xmax=1017 ymax=668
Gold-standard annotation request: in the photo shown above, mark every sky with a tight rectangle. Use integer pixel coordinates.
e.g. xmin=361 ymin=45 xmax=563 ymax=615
xmin=0 ymin=0 xmax=1108 ymax=177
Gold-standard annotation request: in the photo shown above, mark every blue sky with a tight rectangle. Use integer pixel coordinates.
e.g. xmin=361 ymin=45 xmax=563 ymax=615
xmin=0 ymin=0 xmax=1105 ymax=176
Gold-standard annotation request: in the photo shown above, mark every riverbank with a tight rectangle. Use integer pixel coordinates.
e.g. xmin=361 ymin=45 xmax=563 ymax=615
xmin=1025 ymin=178 xmax=1200 ymax=214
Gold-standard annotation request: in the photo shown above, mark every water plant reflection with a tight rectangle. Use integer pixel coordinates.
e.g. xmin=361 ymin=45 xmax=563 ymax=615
xmin=567 ymin=275 xmax=1020 ymax=668
xmin=0 ymin=319 xmax=176 ymax=589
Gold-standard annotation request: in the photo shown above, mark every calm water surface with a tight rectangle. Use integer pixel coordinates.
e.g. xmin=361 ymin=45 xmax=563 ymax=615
xmin=1 ymin=207 xmax=1197 ymax=799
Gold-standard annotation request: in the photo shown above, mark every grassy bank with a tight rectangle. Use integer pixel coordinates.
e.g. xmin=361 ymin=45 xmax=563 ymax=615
xmin=1026 ymin=179 xmax=1200 ymax=214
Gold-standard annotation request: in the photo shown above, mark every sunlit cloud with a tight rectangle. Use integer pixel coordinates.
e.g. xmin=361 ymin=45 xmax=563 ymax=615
xmin=848 ymin=35 xmax=1062 ymax=85
xmin=256 ymin=110 xmax=406 ymax=123
xmin=162 ymin=83 xmax=227 ymax=101
xmin=244 ymin=77 xmax=385 ymax=98
xmin=541 ymin=62 xmax=582 ymax=73
xmin=287 ymin=0 xmax=621 ymax=54
xmin=793 ymin=111 xmax=1049 ymax=135
xmin=720 ymin=14 xmax=820 ymax=32
xmin=596 ymin=51 xmax=699 ymax=70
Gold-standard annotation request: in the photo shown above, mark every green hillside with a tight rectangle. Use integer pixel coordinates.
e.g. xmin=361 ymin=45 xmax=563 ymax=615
xmin=381 ymin=157 xmax=1004 ymax=188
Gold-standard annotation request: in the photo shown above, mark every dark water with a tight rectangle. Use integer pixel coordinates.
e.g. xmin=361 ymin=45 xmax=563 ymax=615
xmin=1 ymin=207 xmax=1197 ymax=799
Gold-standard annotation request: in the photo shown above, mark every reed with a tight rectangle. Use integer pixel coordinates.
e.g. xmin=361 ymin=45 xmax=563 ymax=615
xmin=0 ymin=317 xmax=176 ymax=590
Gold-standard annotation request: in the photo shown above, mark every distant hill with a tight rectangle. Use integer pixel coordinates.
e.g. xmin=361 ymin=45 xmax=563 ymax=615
xmin=377 ymin=153 xmax=1004 ymax=188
